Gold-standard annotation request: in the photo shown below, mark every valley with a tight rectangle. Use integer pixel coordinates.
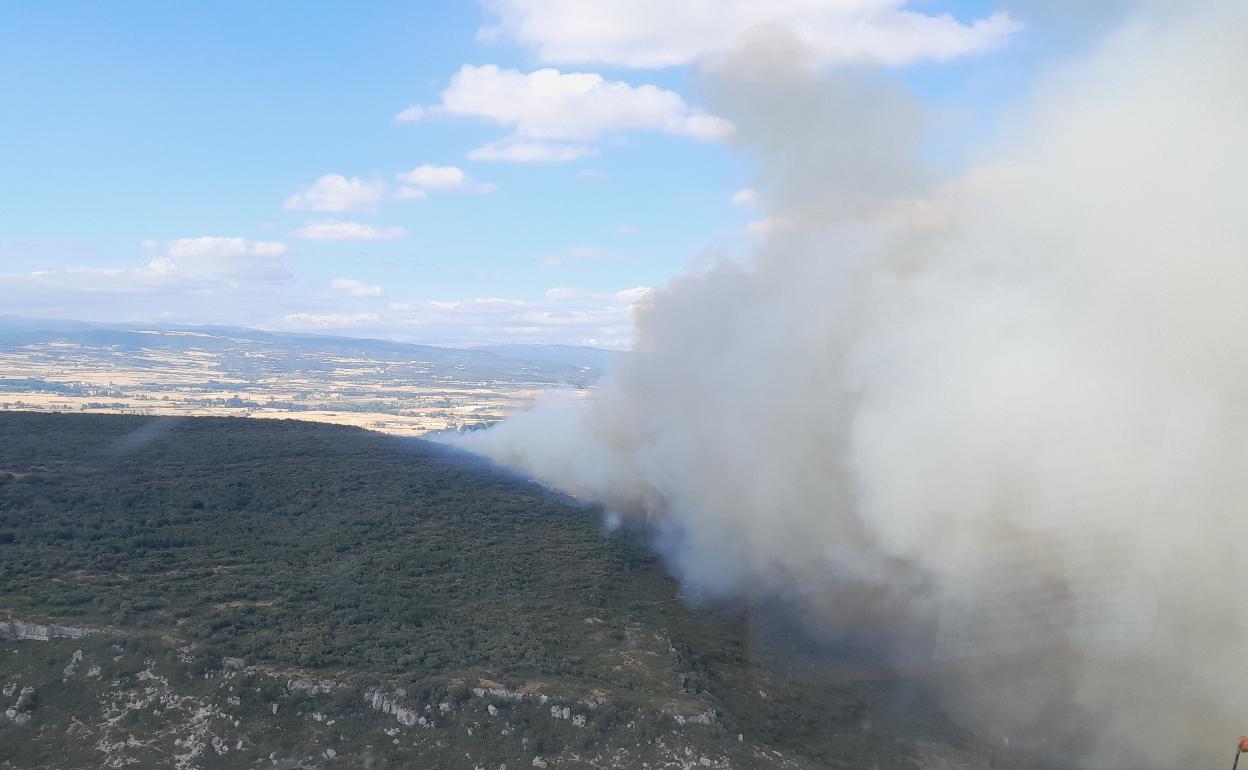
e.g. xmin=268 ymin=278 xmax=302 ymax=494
xmin=0 ymin=319 xmax=609 ymax=436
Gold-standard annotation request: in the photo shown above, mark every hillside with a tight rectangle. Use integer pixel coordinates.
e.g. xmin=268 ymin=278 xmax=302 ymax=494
xmin=0 ymin=413 xmax=1010 ymax=769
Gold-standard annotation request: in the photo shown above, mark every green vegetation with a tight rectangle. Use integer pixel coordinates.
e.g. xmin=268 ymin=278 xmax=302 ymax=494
xmin=0 ymin=412 xmax=670 ymax=681
xmin=0 ymin=412 xmax=1010 ymax=769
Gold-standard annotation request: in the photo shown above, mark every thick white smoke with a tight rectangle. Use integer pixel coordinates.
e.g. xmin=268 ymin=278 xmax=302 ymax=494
xmin=453 ymin=3 xmax=1248 ymax=766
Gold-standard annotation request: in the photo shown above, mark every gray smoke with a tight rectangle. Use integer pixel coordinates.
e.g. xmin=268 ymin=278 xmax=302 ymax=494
xmin=451 ymin=3 xmax=1248 ymax=766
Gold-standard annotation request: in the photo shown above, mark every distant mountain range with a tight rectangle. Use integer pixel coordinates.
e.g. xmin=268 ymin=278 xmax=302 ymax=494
xmin=0 ymin=317 xmax=624 ymax=434
xmin=0 ymin=316 xmax=624 ymax=377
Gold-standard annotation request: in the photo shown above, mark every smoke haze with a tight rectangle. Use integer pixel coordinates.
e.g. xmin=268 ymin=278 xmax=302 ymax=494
xmin=450 ymin=3 xmax=1248 ymax=766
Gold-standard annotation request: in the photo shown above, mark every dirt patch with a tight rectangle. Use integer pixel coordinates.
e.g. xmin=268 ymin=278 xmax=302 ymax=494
xmin=212 ymin=600 xmax=276 ymax=610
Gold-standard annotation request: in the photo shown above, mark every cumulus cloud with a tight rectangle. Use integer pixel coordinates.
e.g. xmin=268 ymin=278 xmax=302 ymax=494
xmin=40 ymin=237 xmax=294 ymax=289
xmin=544 ymin=286 xmax=654 ymax=303
xmin=329 ymin=277 xmax=386 ymax=298
xmin=395 ymin=164 xmax=496 ymax=194
xmin=281 ymin=312 xmax=380 ymax=328
xmin=467 ymin=139 xmax=597 ymax=163
xmin=398 ymin=65 xmax=733 ymax=162
xmin=1 ymin=239 xmax=654 ymax=345
xmin=390 ymin=286 xmax=651 ymax=347
xmin=481 ymin=0 xmax=1018 ymax=68
xmin=0 ymin=237 xmax=295 ymax=324
xmin=452 ymin=3 xmax=1248 ymax=768
xmin=282 ymin=174 xmax=387 ymax=212
xmin=393 ymin=105 xmax=426 ymax=123
xmin=290 ymin=220 xmax=407 ymax=241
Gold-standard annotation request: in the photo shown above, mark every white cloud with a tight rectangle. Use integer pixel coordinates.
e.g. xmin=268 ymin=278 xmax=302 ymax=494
xmin=542 ymin=287 xmax=590 ymax=301
xmin=0 ymin=236 xmax=295 ymax=323
xmin=396 ymin=164 xmax=465 ymax=189
xmin=394 ymin=105 xmax=426 ymax=123
xmin=616 ymin=225 xmax=639 ymax=235
xmin=398 ymin=64 xmax=733 ymax=162
xmin=389 ymin=287 xmax=651 ymax=347
xmin=3 ymin=238 xmax=649 ymax=345
xmin=482 ymin=0 xmax=1019 ymax=68
xmin=282 ymin=174 xmax=386 ymax=212
xmin=395 ymin=164 xmax=497 ymax=193
xmin=329 ymin=277 xmax=386 ymax=298
xmin=138 ymin=237 xmax=292 ymax=284
xmin=154 ymin=236 xmax=286 ymax=257
xmin=544 ymin=286 xmax=654 ymax=303
xmin=612 ymin=286 xmax=656 ymax=303
xmin=290 ymin=220 xmax=407 ymax=241
xmin=730 ymin=187 xmax=757 ymax=206
xmin=467 ymin=139 xmax=597 ymax=163
xmin=282 ymin=312 xmax=379 ymax=327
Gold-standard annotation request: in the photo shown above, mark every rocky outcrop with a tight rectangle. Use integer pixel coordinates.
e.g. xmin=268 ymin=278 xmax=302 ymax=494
xmin=365 ymin=687 xmax=429 ymax=728
xmin=473 ymin=684 xmax=543 ymax=703
xmin=286 ymin=678 xmax=337 ymax=696
xmin=0 ymin=620 xmax=96 ymax=641
xmin=63 ymin=649 xmax=84 ymax=676
xmin=0 ymin=637 xmax=772 ymax=770
xmin=4 ymin=685 xmax=36 ymax=725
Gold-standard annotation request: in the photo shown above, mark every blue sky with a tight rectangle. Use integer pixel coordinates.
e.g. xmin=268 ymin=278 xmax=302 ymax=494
xmin=0 ymin=1 xmax=1112 ymax=347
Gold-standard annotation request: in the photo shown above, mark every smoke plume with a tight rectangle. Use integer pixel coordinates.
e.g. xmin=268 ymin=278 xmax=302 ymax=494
xmin=452 ymin=3 xmax=1248 ymax=765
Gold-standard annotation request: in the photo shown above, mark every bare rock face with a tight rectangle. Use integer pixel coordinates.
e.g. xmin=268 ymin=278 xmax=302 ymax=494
xmin=365 ymin=687 xmax=422 ymax=727
xmin=5 ymin=685 xmax=37 ymax=725
xmin=0 ymin=621 xmax=96 ymax=641
xmin=14 ymin=686 xmax=35 ymax=711
xmin=286 ymin=678 xmax=336 ymax=696
xmin=63 ymin=649 xmax=84 ymax=676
